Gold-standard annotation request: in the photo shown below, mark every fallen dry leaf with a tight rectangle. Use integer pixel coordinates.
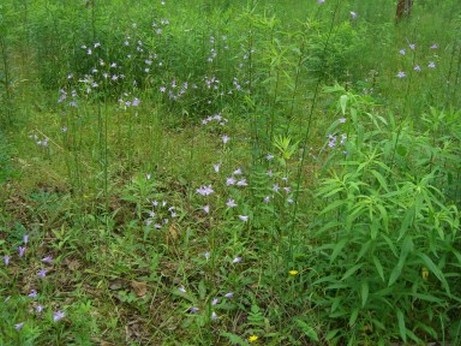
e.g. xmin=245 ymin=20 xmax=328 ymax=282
xmin=131 ymin=280 xmax=148 ymax=297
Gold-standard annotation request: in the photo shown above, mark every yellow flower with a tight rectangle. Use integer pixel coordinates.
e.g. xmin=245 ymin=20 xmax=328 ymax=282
xmin=248 ymin=335 xmax=258 ymax=343
xmin=422 ymin=267 xmax=429 ymax=280
xmin=289 ymin=270 xmax=299 ymax=276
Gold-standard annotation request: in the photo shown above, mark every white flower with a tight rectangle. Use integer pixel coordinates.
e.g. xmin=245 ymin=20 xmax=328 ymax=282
xmin=211 ymin=311 xmax=218 ymax=321
xmin=226 ymin=199 xmax=237 ymax=208
xmin=222 ymin=135 xmax=230 ymax=144
xmin=232 ymin=256 xmax=242 ymax=263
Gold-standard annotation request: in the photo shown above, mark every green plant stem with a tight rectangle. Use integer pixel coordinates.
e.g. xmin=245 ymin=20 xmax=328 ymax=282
xmin=287 ymin=0 xmax=342 ymax=266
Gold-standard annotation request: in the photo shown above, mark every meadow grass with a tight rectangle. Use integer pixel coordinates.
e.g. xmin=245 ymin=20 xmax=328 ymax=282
xmin=1 ymin=0 xmax=461 ymax=345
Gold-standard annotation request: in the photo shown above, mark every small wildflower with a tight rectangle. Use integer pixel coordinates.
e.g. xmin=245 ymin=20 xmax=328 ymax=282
xmin=224 ymin=292 xmax=234 ymax=299
xmin=38 ymin=268 xmax=48 ymax=278
xmin=413 ymin=65 xmax=422 ymax=72
xmin=248 ymin=335 xmax=258 ymax=343
xmin=350 ymin=11 xmax=358 ymax=20
xmin=428 ymin=61 xmax=436 ymax=69
xmin=196 ymin=185 xmax=214 ymax=196
xmin=211 ymin=298 xmax=219 ymax=306
xmin=23 ymin=234 xmax=29 ymax=244
xmin=222 ymin=135 xmax=230 ymax=144
xmin=42 ymin=256 xmax=53 ymax=264
xmin=3 ymin=255 xmax=10 ymax=266
xmin=289 ymin=270 xmax=299 ymax=276
xmin=213 ymin=163 xmax=221 ymax=173
xmin=204 ymin=251 xmax=211 ymax=260
xmin=430 ymin=43 xmax=438 ymax=49
xmin=132 ymin=98 xmax=140 ymax=107
xmin=15 ymin=322 xmax=25 ymax=331
xmin=409 ymin=43 xmax=416 ymax=50
xmin=265 ymin=153 xmax=274 ymax=161
xmin=211 ymin=311 xmax=218 ymax=321
xmin=266 ymin=170 xmax=273 ymax=177
xmin=399 ymin=49 xmax=406 ymax=55
xmin=28 ymin=290 xmax=38 ymax=298
xmin=232 ymin=256 xmax=242 ymax=264
xmin=273 ymin=184 xmax=280 ymax=193
xmin=236 ymin=179 xmax=248 ymax=187
xmin=18 ymin=246 xmax=26 ymax=257
xmin=327 ymin=134 xmax=337 ymax=148
xmin=263 ymin=196 xmax=271 ymax=203
xmin=202 ymin=205 xmax=210 ymax=214
xmin=239 ymin=215 xmax=249 ymax=222
xmin=396 ymin=71 xmax=406 ymax=78
xmin=178 ymin=286 xmax=187 ymax=294
xmin=35 ymin=305 xmax=44 ymax=313
xmin=226 ymin=199 xmax=237 ymax=208
xmin=317 ymin=0 xmax=325 ymax=4
xmin=188 ymin=306 xmax=199 ymax=314
xmin=53 ymin=310 xmax=65 ymax=322
xmin=233 ymin=168 xmax=242 ymax=175
xmin=226 ymin=176 xmax=236 ymax=186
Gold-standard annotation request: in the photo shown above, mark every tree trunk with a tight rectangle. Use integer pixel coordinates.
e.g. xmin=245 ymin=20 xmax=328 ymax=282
xmin=396 ymin=0 xmax=414 ymax=22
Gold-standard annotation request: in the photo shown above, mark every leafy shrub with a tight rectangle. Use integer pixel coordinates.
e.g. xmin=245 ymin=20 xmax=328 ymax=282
xmin=305 ymin=88 xmax=461 ymax=344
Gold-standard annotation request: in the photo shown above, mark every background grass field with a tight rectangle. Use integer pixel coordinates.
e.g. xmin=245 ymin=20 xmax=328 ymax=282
xmin=1 ymin=0 xmax=461 ymax=345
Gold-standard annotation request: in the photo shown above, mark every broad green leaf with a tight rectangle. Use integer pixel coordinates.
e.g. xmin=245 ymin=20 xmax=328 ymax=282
xmin=372 ymin=255 xmax=385 ymax=282
xmin=330 ymin=238 xmax=348 ymax=263
xmin=319 ymin=199 xmax=347 ymax=215
xmin=370 ymin=170 xmax=389 ymax=192
xmin=398 ymin=208 xmax=414 ymax=241
xmin=340 ymin=94 xmax=348 ymax=115
xmin=330 ymin=297 xmax=342 ymax=313
xmin=412 ymin=293 xmax=443 ymax=304
xmin=388 ymin=262 xmax=403 ymax=287
xmin=312 ymin=275 xmax=338 ymax=286
xmin=369 ymin=220 xmax=379 ymax=241
xmin=361 ymin=281 xmax=369 ymax=307
xmin=416 ymin=252 xmax=451 ymax=294
xmin=357 ymin=240 xmax=372 ymax=261
xmin=295 ymin=319 xmax=319 ymax=342
xmin=396 ymin=309 xmax=407 ymax=343
xmin=381 ymin=233 xmax=398 ymax=257
xmin=341 ymin=263 xmax=363 ymax=281
xmin=401 ymin=235 xmax=414 ymax=258
xmin=375 ymin=204 xmax=389 ymax=233
xmin=326 ymin=283 xmax=349 ymax=290
xmin=348 ymin=307 xmax=359 ymax=327
xmin=325 ymin=329 xmax=341 ymax=341
xmin=220 ymin=332 xmax=249 ymax=346
xmin=389 ymin=236 xmax=413 ymax=286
